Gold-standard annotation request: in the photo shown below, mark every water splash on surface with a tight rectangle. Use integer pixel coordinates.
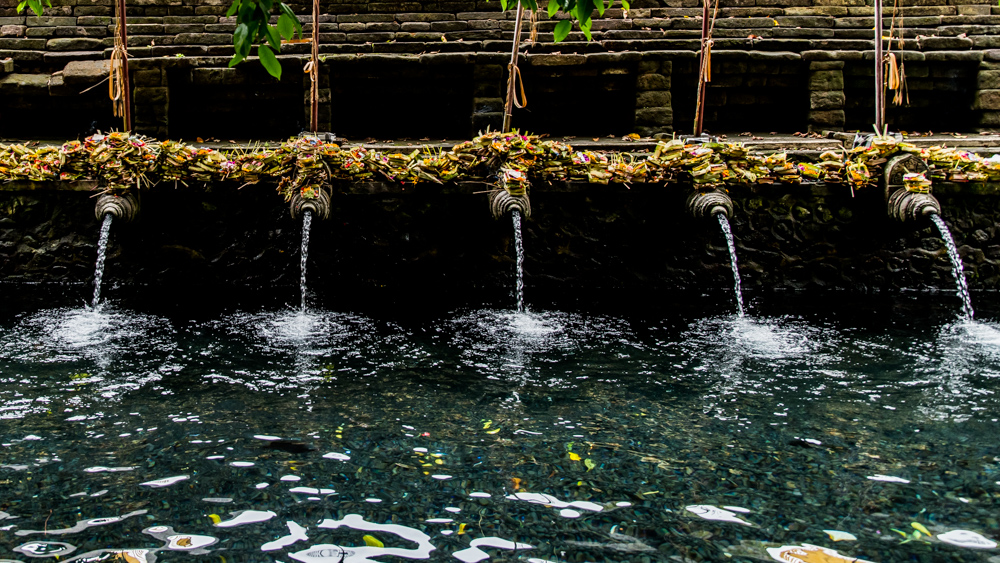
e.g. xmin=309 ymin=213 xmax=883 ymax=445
xmin=717 ymin=213 xmax=744 ymax=317
xmin=91 ymin=213 xmax=113 ymax=308
xmin=512 ymin=210 xmax=524 ymax=313
xmin=300 ymin=210 xmax=313 ymax=312
xmin=930 ymin=213 xmax=974 ymax=319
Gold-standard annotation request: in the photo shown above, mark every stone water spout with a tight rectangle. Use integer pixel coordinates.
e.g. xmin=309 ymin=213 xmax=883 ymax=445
xmin=290 ymin=188 xmax=331 ymax=221
xmin=489 ymin=190 xmax=531 ymax=220
xmin=882 ymin=153 xmax=940 ymax=223
xmin=685 ymin=189 xmax=733 ymax=219
xmin=94 ymin=192 xmax=139 ymax=222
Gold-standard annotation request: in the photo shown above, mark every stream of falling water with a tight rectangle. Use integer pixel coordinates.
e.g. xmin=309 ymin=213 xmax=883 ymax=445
xmin=717 ymin=212 xmax=745 ymax=317
xmin=513 ymin=210 xmax=524 ymax=313
xmin=930 ymin=213 xmax=974 ymax=319
xmin=90 ymin=213 xmax=113 ymax=309
xmin=300 ymin=210 xmax=313 ymax=312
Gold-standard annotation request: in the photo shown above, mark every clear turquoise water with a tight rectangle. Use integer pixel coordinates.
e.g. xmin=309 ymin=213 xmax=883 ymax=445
xmin=1 ymin=289 xmax=999 ymax=562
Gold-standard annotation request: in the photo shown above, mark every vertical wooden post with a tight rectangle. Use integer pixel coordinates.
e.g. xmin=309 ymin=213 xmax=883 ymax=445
xmin=502 ymin=2 xmax=525 ymax=134
xmin=874 ymin=0 xmax=884 ymax=132
xmin=117 ymin=0 xmax=132 ymax=131
xmin=693 ymin=0 xmax=710 ymax=136
xmin=310 ymin=0 xmax=319 ymax=133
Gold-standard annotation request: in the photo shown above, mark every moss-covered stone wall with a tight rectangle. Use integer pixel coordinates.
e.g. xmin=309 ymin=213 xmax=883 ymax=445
xmin=1 ymin=182 xmax=997 ymax=300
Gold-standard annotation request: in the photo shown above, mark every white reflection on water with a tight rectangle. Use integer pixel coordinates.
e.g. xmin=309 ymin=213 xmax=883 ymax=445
xmin=291 ymin=514 xmax=435 ymax=563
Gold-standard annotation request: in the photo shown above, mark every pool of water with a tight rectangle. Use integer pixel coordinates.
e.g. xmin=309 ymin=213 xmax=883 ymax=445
xmin=1 ymin=288 xmax=999 ymax=562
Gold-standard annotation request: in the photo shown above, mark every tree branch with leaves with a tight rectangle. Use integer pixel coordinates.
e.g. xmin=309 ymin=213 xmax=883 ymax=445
xmin=495 ymin=0 xmax=630 ymax=42
xmin=16 ymin=0 xmax=51 ymax=17
xmin=226 ymin=0 xmax=303 ymax=79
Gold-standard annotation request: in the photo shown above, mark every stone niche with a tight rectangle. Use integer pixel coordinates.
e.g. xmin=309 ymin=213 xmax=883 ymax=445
xmin=167 ymin=65 xmax=306 ymax=140
xmin=514 ymin=55 xmax=640 ymax=136
xmin=844 ymin=55 xmax=981 ymax=132
xmin=673 ymin=53 xmax=809 ymax=134
xmin=0 ymin=67 xmax=117 ymax=139
xmin=330 ymin=58 xmax=474 ymax=140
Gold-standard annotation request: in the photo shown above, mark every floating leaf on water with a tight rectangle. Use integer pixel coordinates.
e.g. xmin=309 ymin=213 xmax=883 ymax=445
xmin=568 ymin=453 xmax=581 ymax=461
xmin=911 ymin=522 xmax=932 ymax=536
xmin=584 ymin=459 xmax=597 ymax=471
xmin=482 ymin=420 xmax=492 ymax=429
xmin=208 ymin=514 xmax=222 ymax=525
xmin=486 ymin=428 xmax=501 ymax=434
xmin=823 ymin=530 xmax=857 ymax=542
xmin=766 ymin=544 xmax=874 ymax=563
xmin=362 ymin=535 xmax=383 ymax=548
xmin=262 ymin=521 xmax=309 ymax=552
xmin=458 ymin=523 xmax=467 ymax=535
xmin=937 ymin=530 xmax=998 ymax=549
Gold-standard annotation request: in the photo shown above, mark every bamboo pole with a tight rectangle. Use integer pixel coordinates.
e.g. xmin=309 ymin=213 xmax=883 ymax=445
xmin=502 ymin=2 xmax=526 ymax=134
xmin=117 ymin=0 xmax=132 ymax=131
xmin=874 ymin=0 xmax=884 ymax=132
xmin=310 ymin=0 xmax=319 ymax=133
xmin=693 ymin=0 xmax=710 ymax=136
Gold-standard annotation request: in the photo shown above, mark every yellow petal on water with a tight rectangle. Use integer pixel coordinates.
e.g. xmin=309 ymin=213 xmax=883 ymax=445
xmin=569 ymin=453 xmax=581 ymax=461
xmin=434 ymin=459 xmax=443 ymax=465
xmin=363 ymin=535 xmax=384 ymax=548
xmin=486 ymin=428 xmax=500 ymax=434
xmin=584 ymin=459 xmax=596 ymax=471
xmin=823 ymin=530 xmax=857 ymax=542
xmin=911 ymin=522 xmax=932 ymax=536
xmin=483 ymin=421 xmax=492 ymax=429
xmin=457 ymin=523 xmax=467 ymax=535
xmin=208 ymin=514 xmax=221 ymax=524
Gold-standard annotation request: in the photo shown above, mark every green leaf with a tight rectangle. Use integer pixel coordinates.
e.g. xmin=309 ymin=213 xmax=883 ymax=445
xmin=264 ymin=23 xmax=281 ymax=50
xmin=243 ymin=19 xmax=259 ymax=56
xmin=238 ymin=0 xmax=255 ymax=23
xmin=28 ymin=0 xmax=44 ymax=17
xmin=277 ymin=13 xmax=295 ymax=40
xmin=553 ymin=19 xmax=571 ymax=42
xmin=279 ymin=3 xmax=303 ymax=37
xmin=594 ymin=0 xmax=605 ymax=16
xmin=16 ymin=0 xmax=27 ymax=13
xmin=229 ymin=51 xmax=245 ymax=67
xmin=500 ymin=0 xmax=508 ymax=9
xmin=621 ymin=0 xmax=630 ymax=9
xmin=579 ymin=16 xmax=592 ymax=40
xmin=233 ymin=22 xmax=248 ymax=49
xmin=226 ymin=0 xmax=239 ymax=17
xmin=258 ymin=43 xmax=281 ymax=79
xmin=258 ymin=0 xmax=273 ymax=14
xmin=575 ymin=0 xmax=594 ymax=22
xmin=547 ymin=0 xmax=559 ymax=17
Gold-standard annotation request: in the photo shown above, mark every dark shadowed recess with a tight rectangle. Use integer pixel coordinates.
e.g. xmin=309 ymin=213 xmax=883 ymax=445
xmin=844 ymin=60 xmax=980 ymax=132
